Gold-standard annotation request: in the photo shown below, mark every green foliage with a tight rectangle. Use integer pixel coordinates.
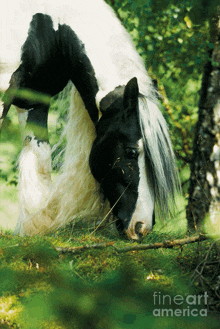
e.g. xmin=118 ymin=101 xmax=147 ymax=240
xmin=188 ymin=0 xmax=220 ymax=25
xmin=0 ymin=267 xmax=16 ymax=296
xmin=0 ymin=232 xmax=219 ymax=328
xmin=3 ymin=89 xmax=51 ymax=108
xmin=0 ymin=107 xmax=22 ymax=184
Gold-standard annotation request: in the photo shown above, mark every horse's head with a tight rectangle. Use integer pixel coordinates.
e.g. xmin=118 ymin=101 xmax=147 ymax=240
xmin=89 ymin=77 xmax=155 ymax=240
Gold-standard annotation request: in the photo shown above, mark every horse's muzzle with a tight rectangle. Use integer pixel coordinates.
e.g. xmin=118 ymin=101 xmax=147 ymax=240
xmin=125 ymin=221 xmax=151 ymax=241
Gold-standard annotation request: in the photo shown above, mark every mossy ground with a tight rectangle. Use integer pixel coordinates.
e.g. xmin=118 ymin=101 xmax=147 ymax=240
xmin=0 ymin=106 xmax=219 ymax=328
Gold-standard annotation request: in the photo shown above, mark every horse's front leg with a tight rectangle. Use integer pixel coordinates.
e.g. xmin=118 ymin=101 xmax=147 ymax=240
xmin=15 ymin=105 xmax=52 ymax=235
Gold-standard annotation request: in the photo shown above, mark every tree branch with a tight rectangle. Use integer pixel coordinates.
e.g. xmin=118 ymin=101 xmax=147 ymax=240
xmin=55 ymin=241 xmax=115 ymax=254
xmin=54 ymin=234 xmax=214 ymax=255
xmin=114 ymin=234 xmax=209 ymax=253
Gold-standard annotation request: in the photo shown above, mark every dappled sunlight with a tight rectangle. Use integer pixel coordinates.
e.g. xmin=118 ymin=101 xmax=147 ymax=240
xmin=203 ymin=214 xmax=220 ymax=238
xmin=0 ymin=181 xmax=19 ymax=231
xmin=154 ymin=194 xmax=188 ymax=235
xmin=0 ymin=296 xmax=23 ymax=324
xmin=0 ymin=142 xmax=20 ymax=172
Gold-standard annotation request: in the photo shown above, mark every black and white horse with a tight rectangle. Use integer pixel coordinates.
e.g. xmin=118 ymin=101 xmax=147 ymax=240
xmin=0 ymin=0 xmax=179 ymax=240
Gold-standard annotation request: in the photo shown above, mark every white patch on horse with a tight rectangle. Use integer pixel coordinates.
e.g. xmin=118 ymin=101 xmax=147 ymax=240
xmin=15 ymin=132 xmax=52 ymax=234
xmin=126 ymin=139 xmax=155 ymax=240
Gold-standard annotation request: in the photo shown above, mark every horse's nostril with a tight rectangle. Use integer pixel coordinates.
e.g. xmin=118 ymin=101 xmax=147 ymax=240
xmin=135 ymin=221 xmax=143 ymax=235
xmin=126 ymin=222 xmax=150 ymax=241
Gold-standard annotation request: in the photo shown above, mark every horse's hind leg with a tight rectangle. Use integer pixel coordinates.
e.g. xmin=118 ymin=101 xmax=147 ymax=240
xmin=15 ymin=105 xmax=52 ymax=235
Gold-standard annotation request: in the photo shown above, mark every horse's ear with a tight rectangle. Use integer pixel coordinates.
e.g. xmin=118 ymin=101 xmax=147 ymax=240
xmin=123 ymin=77 xmax=139 ymax=110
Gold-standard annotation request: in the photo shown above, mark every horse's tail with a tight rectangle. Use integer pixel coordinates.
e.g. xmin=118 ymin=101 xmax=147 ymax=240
xmin=45 ymin=86 xmax=110 ymax=232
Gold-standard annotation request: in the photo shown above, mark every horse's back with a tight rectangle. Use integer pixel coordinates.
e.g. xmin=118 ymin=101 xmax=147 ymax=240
xmin=0 ymin=0 xmax=117 ymax=78
xmin=0 ymin=0 xmax=150 ymax=95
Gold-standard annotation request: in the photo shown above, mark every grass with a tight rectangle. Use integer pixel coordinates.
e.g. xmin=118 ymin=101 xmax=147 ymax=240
xmin=0 ymin=106 xmax=219 ymax=328
xmin=0 ymin=226 xmax=219 ymax=328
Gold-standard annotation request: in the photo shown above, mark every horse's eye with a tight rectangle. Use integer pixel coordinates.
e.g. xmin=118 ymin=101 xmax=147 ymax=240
xmin=125 ymin=147 xmax=139 ymax=159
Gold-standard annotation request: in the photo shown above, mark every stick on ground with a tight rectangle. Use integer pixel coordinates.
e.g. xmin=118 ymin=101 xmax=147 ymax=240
xmin=55 ymin=234 xmax=213 ymax=255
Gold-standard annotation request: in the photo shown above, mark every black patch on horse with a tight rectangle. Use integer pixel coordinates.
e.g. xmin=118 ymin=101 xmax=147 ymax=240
xmin=3 ymin=13 xmax=99 ymax=124
xmin=90 ymin=78 xmax=142 ymax=234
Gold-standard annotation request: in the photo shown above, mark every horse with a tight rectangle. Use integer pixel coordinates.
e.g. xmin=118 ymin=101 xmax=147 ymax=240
xmin=0 ymin=0 xmax=179 ymax=240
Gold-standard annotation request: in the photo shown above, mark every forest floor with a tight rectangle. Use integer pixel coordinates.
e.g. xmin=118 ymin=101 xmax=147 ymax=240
xmin=0 ymin=107 xmax=219 ymax=328
xmin=0 ymin=178 xmax=219 ymax=328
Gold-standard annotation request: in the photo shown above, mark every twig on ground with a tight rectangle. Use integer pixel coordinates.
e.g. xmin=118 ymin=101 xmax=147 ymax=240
xmin=55 ymin=234 xmax=212 ymax=255
xmin=55 ymin=241 xmax=115 ymax=254
xmin=189 ymin=238 xmax=220 ymax=313
xmin=114 ymin=234 xmax=209 ymax=253
xmin=190 ymin=238 xmax=220 ymax=284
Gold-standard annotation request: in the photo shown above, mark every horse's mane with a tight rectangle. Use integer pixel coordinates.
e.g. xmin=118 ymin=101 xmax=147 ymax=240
xmin=138 ymin=96 xmax=179 ymax=218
